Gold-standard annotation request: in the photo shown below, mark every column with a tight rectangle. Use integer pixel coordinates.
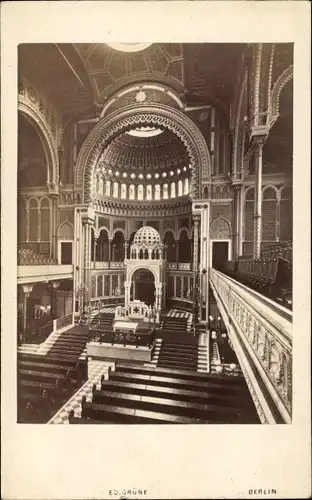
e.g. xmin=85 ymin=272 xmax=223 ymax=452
xmin=174 ymin=275 xmax=177 ymax=297
xmin=193 ymin=216 xmax=200 ymax=273
xmin=93 ymin=235 xmax=97 ymax=267
xmin=50 ymin=281 xmax=60 ymax=319
xmin=82 ymin=215 xmax=94 ymax=310
xmin=192 ymin=215 xmax=200 ymax=324
xmin=253 ymin=142 xmax=264 ymax=259
xmin=21 ymin=284 xmax=33 ymax=343
xmin=124 ymin=240 xmax=129 ymax=260
xmin=50 ymin=194 xmax=59 ymax=259
xmin=175 ymin=240 xmax=179 ymax=267
xmin=109 ymin=274 xmax=113 ymax=296
xmin=233 ymin=184 xmax=242 ymax=260
xmin=108 ymin=239 xmax=112 ymax=265
xmin=124 ymin=282 xmax=130 ymax=308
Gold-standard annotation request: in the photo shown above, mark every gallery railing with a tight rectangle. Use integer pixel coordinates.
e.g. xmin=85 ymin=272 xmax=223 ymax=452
xmin=209 ymin=267 xmax=292 ymax=424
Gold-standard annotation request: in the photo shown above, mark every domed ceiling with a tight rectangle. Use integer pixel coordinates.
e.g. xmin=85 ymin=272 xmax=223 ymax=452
xmin=98 ymin=127 xmax=191 ymax=179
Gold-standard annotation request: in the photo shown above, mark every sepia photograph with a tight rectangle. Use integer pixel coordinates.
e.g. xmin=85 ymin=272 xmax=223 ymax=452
xmin=16 ymin=42 xmax=293 ymax=426
xmin=1 ymin=2 xmax=310 ymax=500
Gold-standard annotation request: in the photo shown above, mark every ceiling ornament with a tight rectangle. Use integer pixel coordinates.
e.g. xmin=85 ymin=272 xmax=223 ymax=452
xmin=75 ymin=104 xmax=211 ymax=203
xmin=135 ymin=90 xmax=147 ymax=103
xmin=106 ymin=43 xmax=152 ymax=53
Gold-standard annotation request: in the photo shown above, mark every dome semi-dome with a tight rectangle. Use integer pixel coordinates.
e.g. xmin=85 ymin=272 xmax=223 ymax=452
xmin=133 ymin=226 xmax=161 ymax=247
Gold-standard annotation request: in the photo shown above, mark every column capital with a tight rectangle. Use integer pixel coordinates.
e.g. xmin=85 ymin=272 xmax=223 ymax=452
xmin=232 ymin=183 xmax=242 ymax=193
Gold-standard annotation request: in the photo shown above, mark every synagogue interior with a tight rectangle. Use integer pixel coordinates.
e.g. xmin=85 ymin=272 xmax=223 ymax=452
xmin=17 ymin=43 xmax=293 ymax=425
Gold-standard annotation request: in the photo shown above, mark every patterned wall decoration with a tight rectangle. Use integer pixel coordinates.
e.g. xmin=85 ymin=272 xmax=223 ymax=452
xmin=163 ymin=219 xmax=176 ymax=231
xmin=59 ymin=209 xmax=74 ymax=225
xmin=104 ymin=275 xmax=110 ymax=296
xmin=210 ymin=218 xmax=231 ymax=239
xmin=148 ymin=220 xmax=160 ymax=232
xmin=211 ymin=203 xmax=231 ymax=222
xmin=102 ymin=85 xmax=183 ymax=118
xmin=113 ymin=219 xmax=126 ymax=230
xmin=98 ymin=217 xmax=110 ymax=229
xmin=58 ymin=221 xmax=74 ymax=240
xmin=261 ymin=187 xmax=277 ymax=241
xmin=91 ymin=275 xmax=96 ymax=298
xmin=97 ymin=275 xmax=103 ymax=297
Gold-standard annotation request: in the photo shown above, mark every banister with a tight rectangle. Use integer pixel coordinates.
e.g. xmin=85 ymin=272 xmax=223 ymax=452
xmin=209 ymin=267 xmax=292 ymax=424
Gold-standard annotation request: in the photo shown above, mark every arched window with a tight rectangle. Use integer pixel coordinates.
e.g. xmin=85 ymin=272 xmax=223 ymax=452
xmin=144 ymin=249 xmax=149 ymax=259
xmin=129 ymin=184 xmax=135 ymax=200
xmin=244 ymin=187 xmax=255 ymax=246
xmin=146 ymin=184 xmax=152 ymax=200
xmin=96 ymin=229 xmax=109 ymax=261
xmin=105 ymin=180 xmax=111 ymax=197
xmin=164 ymin=231 xmax=176 ymax=263
xmin=170 ymin=182 xmax=176 ymax=198
xmin=178 ymin=180 xmax=183 ymax=196
xmin=99 ymin=177 xmax=104 ymax=194
xmin=40 ymin=197 xmax=50 ymax=242
xmin=203 ymin=186 xmax=209 ymax=199
xmin=112 ymin=231 xmax=125 ymax=261
xmin=121 ymin=183 xmax=127 ymax=199
xmin=18 ymin=198 xmax=27 ymax=243
xmin=184 ymin=178 xmax=189 ymax=195
xmin=163 ymin=183 xmax=168 ymax=199
xmin=29 ymin=198 xmax=39 ymax=241
xmin=139 ymin=249 xmax=143 ymax=259
xmin=113 ymin=182 xmax=119 ymax=198
xmin=138 ymin=184 xmax=144 ymax=201
xmin=214 ymin=185 xmax=222 ymax=199
xmin=262 ymin=187 xmax=277 ymax=242
xmin=280 ymin=186 xmax=292 ymax=241
xmin=178 ymin=230 xmax=191 ymax=263
xmin=155 ymin=184 xmax=160 ymax=200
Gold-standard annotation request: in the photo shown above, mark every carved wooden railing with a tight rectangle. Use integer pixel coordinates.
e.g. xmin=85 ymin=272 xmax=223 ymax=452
xmin=209 ymin=268 xmax=292 ymax=424
xmin=18 ymin=245 xmax=57 ymax=266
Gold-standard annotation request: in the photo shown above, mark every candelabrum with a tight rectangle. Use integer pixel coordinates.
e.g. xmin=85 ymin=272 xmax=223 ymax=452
xmin=148 ymin=305 xmax=157 ymax=332
xmin=75 ymin=283 xmax=88 ymax=320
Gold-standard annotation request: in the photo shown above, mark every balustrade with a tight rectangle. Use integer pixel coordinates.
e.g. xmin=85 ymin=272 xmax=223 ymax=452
xmin=55 ymin=313 xmax=73 ymax=331
xmin=89 ymin=328 xmax=155 ymax=348
xmin=209 ymin=268 xmax=292 ymax=424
